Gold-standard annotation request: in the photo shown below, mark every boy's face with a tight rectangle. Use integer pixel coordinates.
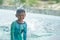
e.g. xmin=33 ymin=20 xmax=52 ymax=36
xmin=16 ymin=12 xmax=26 ymax=20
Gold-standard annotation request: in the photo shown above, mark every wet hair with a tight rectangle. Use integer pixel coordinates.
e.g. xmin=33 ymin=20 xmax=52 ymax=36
xmin=16 ymin=9 xmax=25 ymax=15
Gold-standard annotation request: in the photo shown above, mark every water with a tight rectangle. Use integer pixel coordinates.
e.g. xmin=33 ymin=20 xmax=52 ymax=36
xmin=0 ymin=9 xmax=60 ymax=40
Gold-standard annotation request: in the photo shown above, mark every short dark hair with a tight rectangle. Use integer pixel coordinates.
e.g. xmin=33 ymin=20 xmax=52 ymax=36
xmin=16 ymin=9 xmax=25 ymax=14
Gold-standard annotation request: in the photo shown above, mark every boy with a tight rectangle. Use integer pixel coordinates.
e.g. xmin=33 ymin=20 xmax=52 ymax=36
xmin=11 ymin=9 xmax=27 ymax=40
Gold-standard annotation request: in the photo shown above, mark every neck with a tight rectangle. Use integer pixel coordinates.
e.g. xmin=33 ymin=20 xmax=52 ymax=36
xmin=17 ymin=19 xmax=24 ymax=23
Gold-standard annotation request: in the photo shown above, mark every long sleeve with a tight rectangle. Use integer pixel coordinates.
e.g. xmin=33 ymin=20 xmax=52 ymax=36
xmin=11 ymin=22 xmax=15 ymax=40
xmin=23 ymin=24 xmax=27 ymax=40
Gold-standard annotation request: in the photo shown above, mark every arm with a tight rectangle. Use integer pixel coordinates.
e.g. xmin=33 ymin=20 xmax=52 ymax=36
xmin=11 ymin=22 xmax=15 ymax=40
xmin=23 ymin=24 xmax=27 ymax=40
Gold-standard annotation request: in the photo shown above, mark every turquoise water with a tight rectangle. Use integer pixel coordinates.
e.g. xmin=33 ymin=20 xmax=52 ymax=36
xmin=0 ymin=9 xmax=60 ymax=40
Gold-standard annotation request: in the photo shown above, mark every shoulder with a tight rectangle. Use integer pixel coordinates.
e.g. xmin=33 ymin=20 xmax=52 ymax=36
xmin=11 ymin=21 xmax=17 ymax=26
xmin=24 ymin=22 xmax=27 ymax=29
xmin=24 ymin=21 xmax=27 ymax=26
xmin=11 ymin=21 xmax=17 ymax=29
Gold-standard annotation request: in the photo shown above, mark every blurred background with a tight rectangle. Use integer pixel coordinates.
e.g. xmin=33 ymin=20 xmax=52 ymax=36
xmin=0 ymin=0 xmax=60 ymax=15
xmin=0 ymin=0 xmax=60 ymax=40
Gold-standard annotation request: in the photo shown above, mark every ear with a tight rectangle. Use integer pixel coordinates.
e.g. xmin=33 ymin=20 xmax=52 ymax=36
xmin=15 ymin=14 xmax=17 ymax=17
xmin=24 ymin=13 xmax=26 ymax=17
